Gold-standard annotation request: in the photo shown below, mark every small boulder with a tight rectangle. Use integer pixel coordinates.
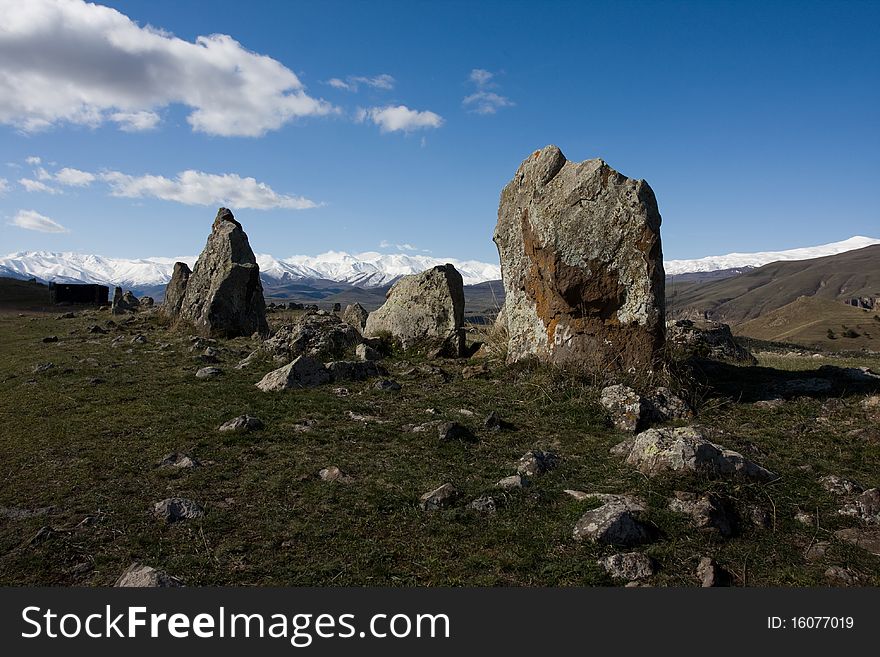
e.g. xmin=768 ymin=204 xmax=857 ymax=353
xmin=696 ymin=557 xmax=728 ymax=587
xmin=669 ymin=491 xmax=735 ymax=537
xmin=438 ymin=422 xmax=475 ymax=442
xmin=115 ymin=563 xmax=182 ymax=587
xmin=342 ymin=303 xmax=369 ymax=332
xmin=325 ymin=360 xmax=382 ymax=382
xmin=255 ymin=356 xmax=330 ymax=391
xmin=515 ymin=450 xmax=560 ymax=477
xmin=468 ymin=495 xmax=498 ymax=513
xmin=356 ymin=343 xmax=381 ymax=362
xmin=195 ymin=366 xmax=222 ymax=379
xmin=600 ymin=384 xmax=652 ymax=432
xmin=419 ymin=483 xmax=459 ymax=510
xmin=374 ymin=379 xmax=401 ymax=392
xmin=834 ymin=527 xmax=880 ymax=556
xmin=218 ymin=415 xmax=264 ymax=433
xmin=572 ymin=494 xmax=650 ymax=547
xmin=666 ymin=319 xmax=756 ymax=364
xmin=838 ymin=488 xmax=880 ymax=523
xmin=598 ymin=552 xmax=655 ymax=580
xmin=152 ymin=498 xmax=204 ymax=523
xmin=496 ymin=474 xmax=529 ymax=490
xmin=818 ymin=474 xmax=863 ymax=496
xmin=158 ymin=453 xmax=199 ymax=469
xmin=319 ymin=466 xmax=352 ymax=483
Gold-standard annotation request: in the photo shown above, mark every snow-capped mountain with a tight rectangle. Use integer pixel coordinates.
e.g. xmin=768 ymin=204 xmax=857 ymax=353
xmin=0 ymin=250 xmax=502 ymax=289
xmin=665 ymin=236 xmax=880 ymax=275
xmin=2 ymin=236 xmax=877 ymax=291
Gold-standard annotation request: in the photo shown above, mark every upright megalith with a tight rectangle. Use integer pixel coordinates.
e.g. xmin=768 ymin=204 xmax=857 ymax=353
xmin=364 ymin=264 xmax=465 ymax=355
xmin=494 ymin=146 xmax=665 ymax=372
xmin=162 ymin=262 xmax=191 ymax=318
xmin=172 ymin=208 xmax=268 ymax=338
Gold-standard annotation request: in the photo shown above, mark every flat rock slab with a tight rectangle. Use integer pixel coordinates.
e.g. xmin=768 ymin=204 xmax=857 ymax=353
xmin=420 ymin=483 xmax=459 ymax=510
xmin=598 ymin=552 xmax=656 ymax=580
xmin=616 ymin=426 xmax=776 ymax=480
xmin=195 ymin=367 xmax=222 ymax=379
xmin=115 ymin=563 xmax=182 ymax=587
xmin=834 ymin=527 xmax=880 ymax=556
xmin=218 ymin=415 xmax=264 ymax=433
xmin=256 ymin=355 xmax=331 ymax=391
xmin=572 ymin=494 xmax=650 ymax=547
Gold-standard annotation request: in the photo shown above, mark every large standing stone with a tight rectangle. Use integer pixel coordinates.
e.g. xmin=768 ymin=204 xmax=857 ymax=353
xmin=363 ymin=264 xmax=465 ymax=355
xmin=162 ymin=262 xmax=191 ymax=318
xmin=494 ymin=146 xmax=665 ymax=371
xmin=342 ymin=303 xmax=369 ymax=332
xmin=111 ymin=287 xmax=139 ymax=315
xmin=174 ymin=208 xmax=268 ymax=338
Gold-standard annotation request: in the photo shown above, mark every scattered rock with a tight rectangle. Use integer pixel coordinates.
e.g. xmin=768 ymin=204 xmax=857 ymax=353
xmin=468 ymin=495 xmax=498 ymax=513
xmin=496 ymin=474 xmax=529 ymax=489
xmin=419 ymin=483 xmax=459 ymax=510
xmin=516 ymin=450 xmax=560 ymax=477
xmin=131 ymin=334 xmax=147 ymax=344
xmin=600 ymin=384 xmax=652 ymax=432
xmin=838 ymin=488 xmax=880 ymax=523
xmin=158 ymin=453 xmax=199 ymax=469
xmin=374 ymin=379 xmax=401 ymax=392
xmin=649 ymin=387 xmax=693 ymax=422
xmin=616 ymin=426 xmax=776 ymax=480
xmin=32 ymin=362 xmax=54 ymax=373
xmin=834 ymin=527 xmax=880 ymax=556
xmin=364 ymin=264 xmax=465 ymax=356
xmin=483 ymin=411 xmax=507 ymax=431
xmin=195 ymin=366 xmax=223 ymax=379
xmin=571 ymin=494 xmax=650 ymax=546
xmin=218 ymin=415 xmax=264 ymax=433
xmin=669 ymin=491 xmax=735 ymax=537
xmin=356 ymin=343 xmax=381 ymax=361
xmin=171 ymin=208 xmax=269 ymax=338
xmin=332 ymin=387 xmax=350 ymax=397
xmin=152 ymin=498 xmax=204 ymax=523
xmin=255 ymin=356 xmax=330 ymax=391
xmin=115 ymin=563 xmax=182 ymax=587
xmin=87 ymin=325 xmax=108 ymax=334
xmin=666 ymin=319 xmax=757 ymax=364
xmin=753 ymin=398 xmax=784 ymax=409
xmin=696 ymin=557 xmax=728 ymax=587
xmin=494 ymin=145 xmax=665 ymax=372
xmin=818 ymin=474 xmax=863 ymax=496
xmin=438 ymin=422 xmax=475 ymax=442
xmin=319 ymin=466 xmax=352 ymax=483
xmin=824 ymin=566 xmax=862 ymax=586
xmin=139 ymin=296 xmax=154 ymax=308
xmin=598 ymin=552 xmax=655 ymax=580
xmin=342 ymin=303 xmax=369 ymax=332
xmin=111 ymin=287 xmax=140 ymax=315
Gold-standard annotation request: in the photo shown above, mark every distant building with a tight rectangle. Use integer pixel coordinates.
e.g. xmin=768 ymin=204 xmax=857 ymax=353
xmin=48 ymin=282 xmax=109 ymax=305
xmin=845 ymin=297 xmax=877 ymax=310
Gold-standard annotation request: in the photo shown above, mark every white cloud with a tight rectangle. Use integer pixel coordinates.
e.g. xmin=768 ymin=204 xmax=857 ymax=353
xmin=110 ymin=110 xmax=160 ymax=132
xmin=326 ymin=74 xmax=395 ymax=92
xmin=0 ymin=177 xmax=8 ymax=195
xmin=9 ymin=209 xmax=68 ymax=233
xmin=379 ymin=240 xmax=419 ymax=252
xmin=25 ymin=156 xmax=41 ymax=165
xmin=463 ymin=68 xmax=513 ymax=115
xmin=101 ymin=169 xmax=318 ymax=210
xmin=54 ymin=167 xmax=95 ymax=187
xmin=19 ymin=178 xmax=61 ymax=194
xmin=0 ymin=0 xmax=336 ymax=136
xmin=357 ymin=105 xmax=444 ymax=133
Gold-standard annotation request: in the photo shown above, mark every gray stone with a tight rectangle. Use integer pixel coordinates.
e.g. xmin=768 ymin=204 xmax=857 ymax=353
xmin=112 ymin=287 xmax=140 ymax=315
xmin=805 ymin=541 xmax=830 ymax=563
xmin=162 ymin=262 xmax=191 ymax=318
xmin=600 ymin=384 xmax=652 ymax=432
xmin=838 ymin=488 xmax=880 ymax=523
xmin=794 ymin=509 xmax=814 ymax=526
xmin=819 ymin=474 xmax=863 ymax=496
xmin=438 ymin=422 xmax=475 ymax=442
xmin=32 ymin=362 xmax=54 ymax=373
xmin=834 ymin=527 xmax=880 ymax=556
xmin=374 ymin=379 xmax=401 ymax=392
xmin=666 ymin=319 xmax=756 ymax=364
xmin=195 ymin=366 xmax=222 ymax=379
xmin=325 ymin=360 xmax=382 ymax=382
xmin=263 ymin=312 xmax=360 ymax=361
xmin=364 ymin=264 xmax=465 ymax=356
xmin=494 ymin=146 xmax=665 ymax=372
xmin=572 ymin=494 xmax=650 ymax=546
xmin=356 ymin=343 xmax=381 ymax=362
xmin=319 ymin=466 xmax=351 ymax=483
xmin=496 ymin=474 xmax=529 ymax=490
xmin=515 ymin=450 xmax=560 ymax=477
xmin=255 ymin=356 xmax=330 ymax=391
xmin=669 ymin=491 xmax=735 ymax=537
xmin=218 ymin=415 xmax=264 ymax=433
xmin=158 ymin=453 xmax=199 ymax=469
xmin=115 ymin=563 xmax=182 ymax=587
xmin=131 ymin=334 xmax=147 ymax=344
xmin=696 ymin=557 xmax=727 ymax=587
xmin=173 ymin=208 xmax=269 ymax=338
xmin=598 ymin=552 xmax=655 ymax=580
xmin=342 ymin=303 xmax=369 ymax=332
xmin=419 ymin=483 xmax=459 ymax=510
xmin=139 ymin=296 xmax=154 ymax=308
xmin=469 ymin=495 xmax=498 ymax=513
xmin=617 ymin=426 xmax=776 ymax=480
xmin=152 ymin=498 xmax=204 ymax=523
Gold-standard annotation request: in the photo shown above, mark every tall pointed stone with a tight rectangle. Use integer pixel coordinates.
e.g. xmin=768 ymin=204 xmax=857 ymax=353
xmin=162 ymin=261 xmax=191 ymax=318
xmin=494 ymin=146 xmax=665 ymax=372
xmin=176 ymin=208 xmax=268 ymax=338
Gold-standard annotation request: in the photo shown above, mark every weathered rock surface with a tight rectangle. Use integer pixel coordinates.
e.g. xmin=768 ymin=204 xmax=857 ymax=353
xmin=419 ymin=483 xmax=459 ymax=510
xmin=669 ymin=491 xmax=735 ymax=537
xmin=600 ymin=384 xmax=652 ymax=432
xmin=195 ymin=366 xmax=222 ymax=379
xmin=838 ymin=488 xmax=880 ymax=523
xmin=262 ymin=312 xmax=361 ymax=362
xmin=515 ymin=450 xmax=560 ymax=477
xmin=325 ymin=360 xmax=383 ymax=382
xmin=356 ymin=343 xmax=381 ymax=362
xmin=173 ymin=208 xmax=268 ymax=338
xmin=162 ymin=262 xmax=191 ymax=318
xmin=111 ymin=287 xmax=139 ymax=315
xmin=665 ymin=319 xmax=756 ymax=364
xmin=598 ymin=552 xmax=655 ymax=580
xmin=218 ymin=415 xmax=264 ymax=433
xmin=494 ymin=145 xmax=665 ymax=372
xmin=819 ymin=474 xmax=863 ymax=496
xmin=496 ymin=474 xmax=529 ymax=489
xmin=115 ymin=563 xmax=182 ymax=587
xmin=616 ymin=427 xmax=776 ymax=480
xmin=571 ymin=494 xmax=651 ymax=546
xmin=158 ymin=453 xmax=199 ymax=469
xmin=696 ymin=557 xmax=728 ymax=587
xmin=342 ymin=303 xmax=370 ymax=332
xmin=364 ymin=264 xmax=465 ymax=356
xmin=255 ymin=356 xmax=331 ymax=391
xmin=834 ymin=527 xmax=880 ymax=556
xmin=152 ymin=498 xmax=204 ymax=523
xmin=319 ymin=466 xmax=352 ymax=483
xmin=468 ymin=495 xmax=498 ymax=513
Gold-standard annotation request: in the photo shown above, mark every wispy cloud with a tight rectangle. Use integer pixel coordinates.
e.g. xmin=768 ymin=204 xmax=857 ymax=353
xmin=326 ymin=74 xmax=395 ymax=92
xmin=463 ymin=68 xmax=514 ymax=115
xmin=379 ymin=240 xmax=420 ymax=252
xmin=0 ymin=177 xmax=8 ymax=196
xmin=19 ymin=178 xmax=61 ymax=194
xmin=101 ymin=170 xmax=318 ymax=210
xmin=25 ymin=156 xmax=41 ymax=165
xmin=9 ymin=209 xmax=68 ymax=233
xmin=0 ymin=0 xmax=337 ymax=136
xmin=54 ymin=167 xmax=96 ymax=187
xmin=356 ymin=105 xmax=444 ymax=133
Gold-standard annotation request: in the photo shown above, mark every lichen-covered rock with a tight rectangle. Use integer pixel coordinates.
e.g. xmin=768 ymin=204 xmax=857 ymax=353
xmin=571 ymin=494 xmax=650 ymax=546
xmin=617 ymin=426 xmax=776 ymax=480
xmin=175 ymin=208 xmax=268 ymax=338
xmin=342 ymin=303 xmax=370 ymax=332
xmin=115 ymin=563 xmax=182 ymax=587
xmin=598 ymin=552 xmax=655 ymax=580
xmin=162 ymin=262 xmax=191 ymax=318
xmin=819 ymin=474 xmax=863 ymax=496
xmin=601 ymin=384 xmax=653 ymax=432
xmin=669 ymin=491 xmax=735 ymax=537
xmin=255 ymin=355 xmax=331 ymax=391
xmin=364 ymin=264 xmax=465 ymax=356
xmin=665 ymin=319 xmax=756 ymax=364
xmin=696 ymin=557 xmax=728 ymax=587
xmin=496 ymin=474 xmax=529 ymax=489
xmin=263 ymin=312 xmax=360 ymax=361
xmin=494 ymin=146 xmax=665 ymax=372
xmin=515 ymin=450 xmax=560 ymax=477
xmin=838 ymin=488 xmax=880 ymax=524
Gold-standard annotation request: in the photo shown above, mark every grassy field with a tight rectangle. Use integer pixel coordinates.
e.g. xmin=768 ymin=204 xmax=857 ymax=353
xmin=0 ymin=307 xmax=878 ymax=587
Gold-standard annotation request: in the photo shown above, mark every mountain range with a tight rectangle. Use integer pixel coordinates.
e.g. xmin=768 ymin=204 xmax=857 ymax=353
xmin=1 ymin=236 xmax=878 ymax=301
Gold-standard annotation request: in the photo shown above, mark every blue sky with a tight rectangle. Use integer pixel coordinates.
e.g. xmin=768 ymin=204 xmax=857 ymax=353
xmin=0 ymin=0 xmax=877 ymax=262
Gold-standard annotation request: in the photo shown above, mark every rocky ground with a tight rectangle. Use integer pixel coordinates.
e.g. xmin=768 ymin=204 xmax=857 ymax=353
xmin=1 ymin=306 xmax=879 ymax=586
